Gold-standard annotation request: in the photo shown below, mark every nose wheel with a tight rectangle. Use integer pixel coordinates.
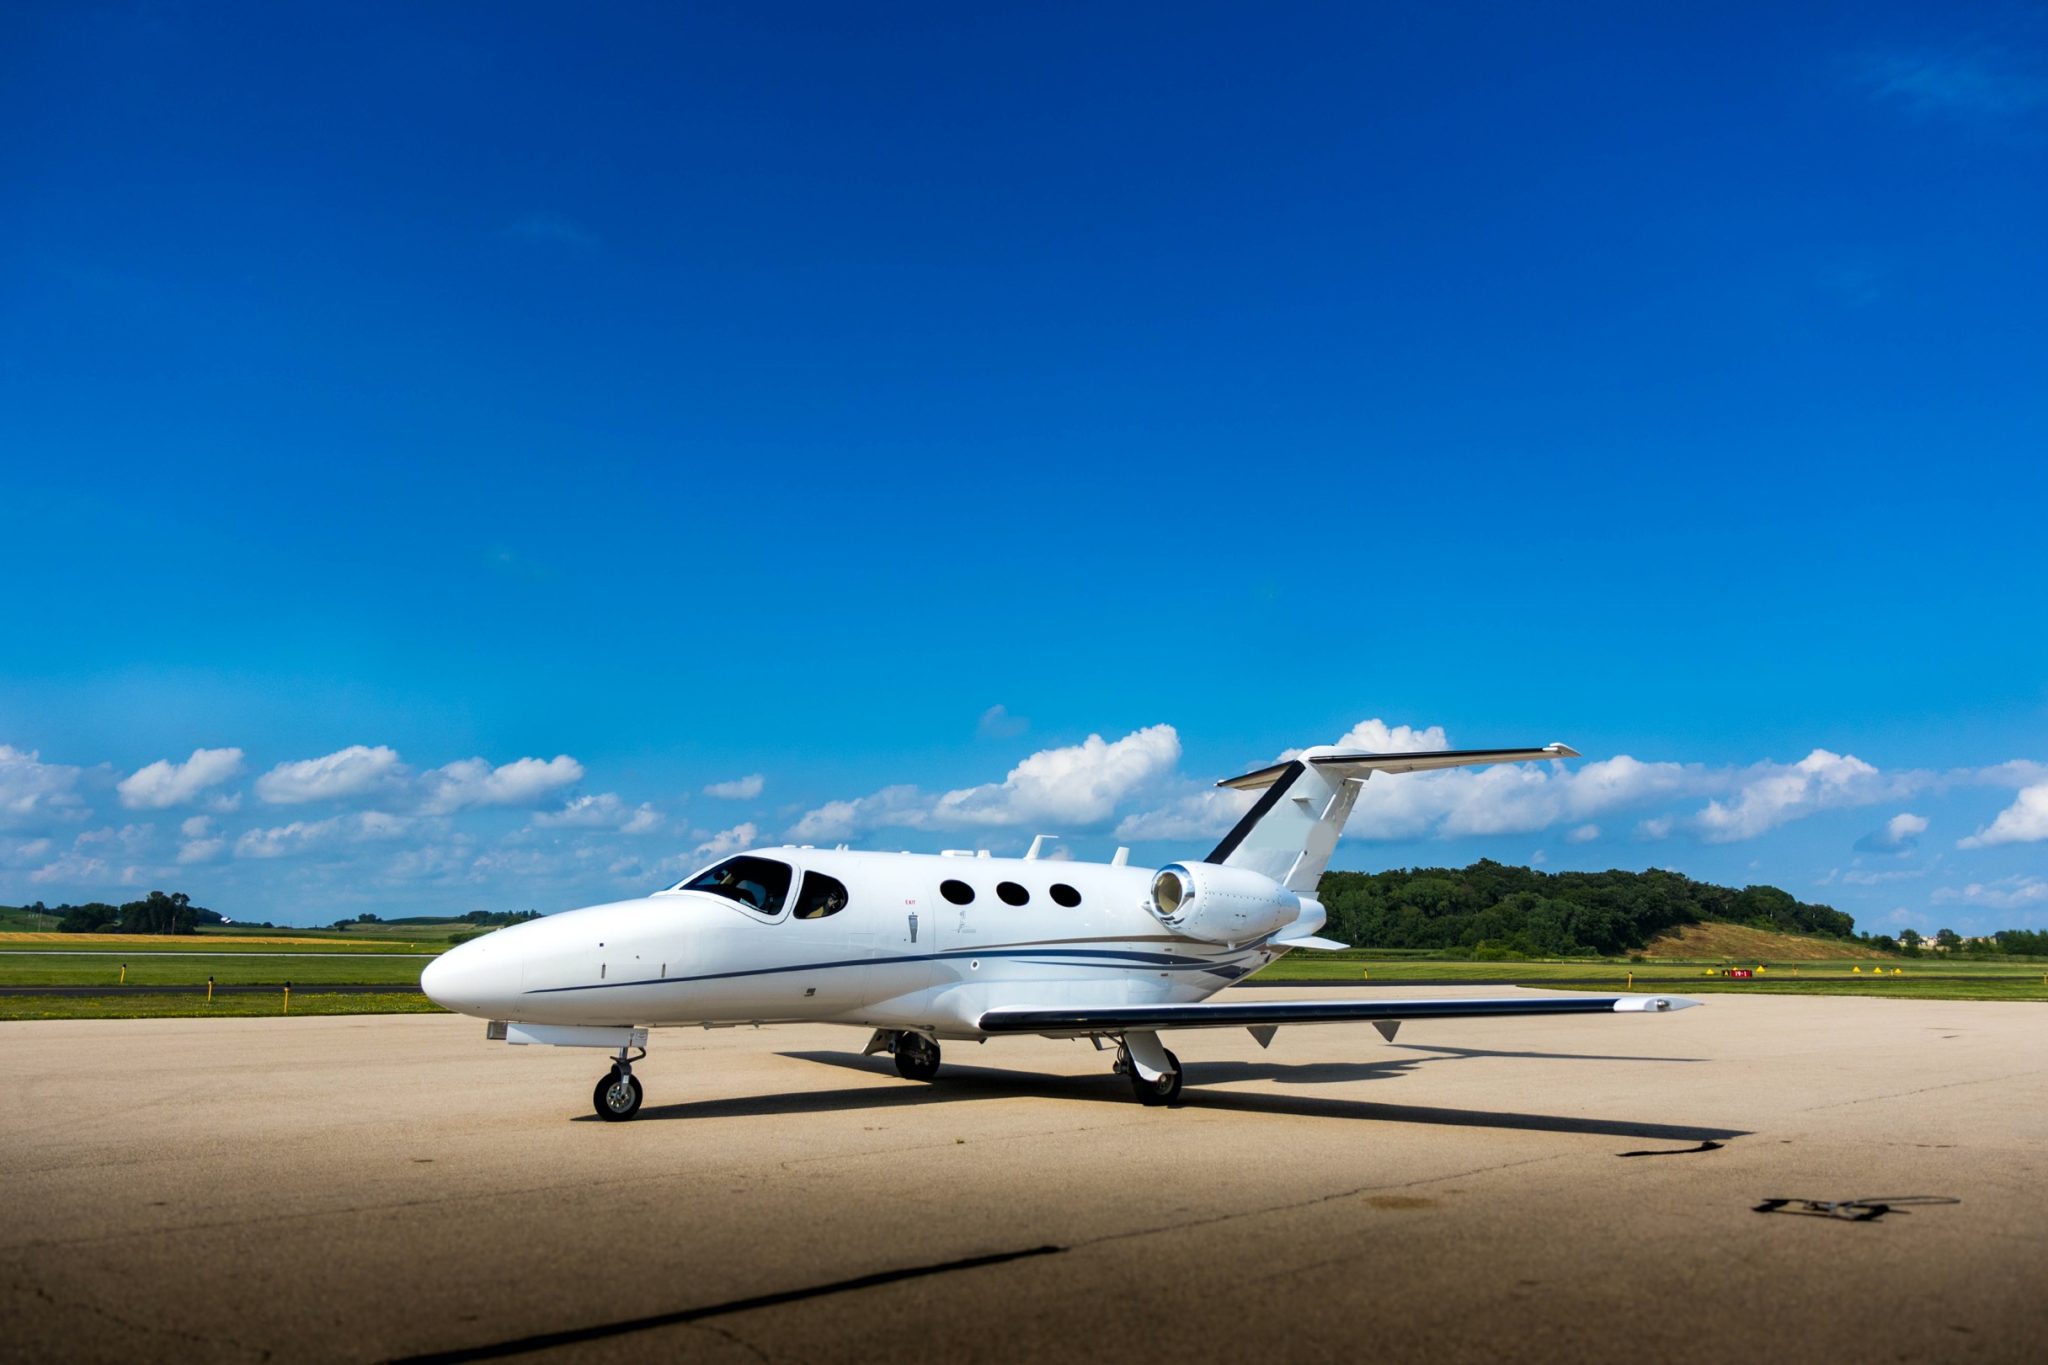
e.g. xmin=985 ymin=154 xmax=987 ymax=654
xmin=593 ymin=1061 xmax=644 ymax=1121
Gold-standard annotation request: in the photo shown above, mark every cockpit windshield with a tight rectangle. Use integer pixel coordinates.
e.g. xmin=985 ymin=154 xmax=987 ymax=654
xmin=676 ymin=855 xmax=793 ymax=916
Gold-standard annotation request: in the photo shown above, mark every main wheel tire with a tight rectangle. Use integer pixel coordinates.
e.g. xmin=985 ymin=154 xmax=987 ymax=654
xmin=894 ymin=1035 xmax=941 ymax=1082
xmin=593 ymin=1069 xmax=644 ymax=1121
xmin=1130 ymin=1048 xmax=1183 ymax=1106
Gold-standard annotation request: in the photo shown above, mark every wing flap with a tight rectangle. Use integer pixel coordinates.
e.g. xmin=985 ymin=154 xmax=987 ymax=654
xmin=980 ymin=995 xmax=1696 ymax=1037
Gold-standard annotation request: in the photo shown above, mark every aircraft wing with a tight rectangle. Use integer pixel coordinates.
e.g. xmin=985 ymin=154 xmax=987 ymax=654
xmin=980 ymin=994 xmax=1696 ymax=1039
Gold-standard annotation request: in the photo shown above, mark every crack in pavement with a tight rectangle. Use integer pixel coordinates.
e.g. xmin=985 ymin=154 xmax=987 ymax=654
xmin=1800 ymin=1071 xmax=2041 ymax=1113
xmin=13 ymin=1270 xmax=275 ymax=1362
xmin=1073 ymin=1151 xmax=1567 ymax=1255
xmin=690 ymin=1318 xmax=775 ymax=1365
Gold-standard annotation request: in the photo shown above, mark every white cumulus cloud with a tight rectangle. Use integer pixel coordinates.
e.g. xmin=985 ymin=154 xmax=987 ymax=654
xmin=1958 ymin=784 xmax=2048 ymax=849
xmin=1330 ymin=719 xmax=1449 ymax=753
xmin=792 ymin=726 xmax=1182 ymax=842
xmin=2 ymin=836 xmax=54 ymax=868
xmin=692 ymin=822 xmax=759 ymax=859
xmin=420 ymin=755 xmax=583 ymax=814
xmin=703 ymin=774 xmax=764 ymax=800
xmin=531 ymin=793 xmax=663 ymax=834
xmin=933 ymin=726 xmax=1180 ymax=827
xmin=1864 ymin=811 xmax=1930 ymax=851
xmin=29 ymin=848 xmax=112 ymax=885
xmin=1693 ymin=749 xmax=1889 ymax=842
xmin=0 ymin=746 xmax=88 ymax=828
xmin=786 ymin=797 xmax=873 ymax=844
xmin=255 ymin=745 xmax=405 ymax=804
xmin=176 ymin=814 xmax=224 ymax=864
xmin=1116 ymin=726 xmax=1695 ymax=845
xmin=1932 ymin=876 xmax=2048 ymax=910
xmin=116 ymin=747 xmax=244 ymax=810
xmin=1566 ymin=824 xmax=1600 ymax=843
xmin=234 ymin=812 xmax=411 ymax=859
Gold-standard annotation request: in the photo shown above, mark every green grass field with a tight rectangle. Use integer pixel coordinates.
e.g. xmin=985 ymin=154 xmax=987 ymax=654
xmin=197 ymin=921 xmax=493 ymax=944
xmin=0 ymin=932 xmax=453 ymax=955
xmin=1249 ymin=952 xmax=2048 ymax=1000
xmin=0 ymin=954 xmax=429 ymax=988
xmin=0 ymin=992 xmax=443 ymax=1021
xmin=0 ymin=926 xmax=447 ymax=1018
xmin=4 ymin=924 xmax=2046 ymax=1020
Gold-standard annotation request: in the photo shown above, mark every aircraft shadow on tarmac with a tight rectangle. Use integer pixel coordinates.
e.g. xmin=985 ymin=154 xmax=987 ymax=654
xmin=603 ymin=1050 xmax=1747 ymax=1144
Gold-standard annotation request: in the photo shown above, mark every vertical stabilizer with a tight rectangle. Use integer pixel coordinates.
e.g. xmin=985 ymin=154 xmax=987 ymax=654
xmin=1204 ymin=742 xmax=1577 ymax=892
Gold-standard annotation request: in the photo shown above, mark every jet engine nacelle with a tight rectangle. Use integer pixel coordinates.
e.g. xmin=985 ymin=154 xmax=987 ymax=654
xmin=1149 ymin=861 xmax=1302 ymax=945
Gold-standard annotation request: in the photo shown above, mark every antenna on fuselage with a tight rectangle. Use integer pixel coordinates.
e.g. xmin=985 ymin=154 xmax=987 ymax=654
xmin=1111 ymin=846 xmax=1129 ymax=866
xmin=1024 ymin=834 xmax=1059 ymax=860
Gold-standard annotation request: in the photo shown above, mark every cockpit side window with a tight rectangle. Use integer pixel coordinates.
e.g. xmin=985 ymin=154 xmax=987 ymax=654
xmin=793 ymin=871 xmax=850 ymax=920
xmin=681 ymin=855 xmax=793 ymax=916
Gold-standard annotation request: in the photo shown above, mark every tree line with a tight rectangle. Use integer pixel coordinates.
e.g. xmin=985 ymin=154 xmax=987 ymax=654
xmin=1315 ymin=860 xmax=1857 ymax=957
xmin=332 ymin=910 xmax=541 ymax=929
xmin=1314 ymin=861 xmax=2048 ymax=958
xmin=9 ymin=891 xmax=227 ymax=935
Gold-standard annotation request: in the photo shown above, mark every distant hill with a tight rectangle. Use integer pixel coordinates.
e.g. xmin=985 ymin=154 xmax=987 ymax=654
xmin=1316 ymin=860 xmax=1859 ymax=958
xmin=1641 ymin=922 xmax=1890 ymax=961
xmin=0 ymin=905 xmax=56 ymax=932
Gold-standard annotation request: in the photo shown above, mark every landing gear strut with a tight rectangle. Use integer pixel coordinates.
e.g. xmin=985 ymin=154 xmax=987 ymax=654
xmin=893 ymin=1031 xmax=942 ymax=1082
xmin=593 ymin=1047 xmax=645 ymax=1121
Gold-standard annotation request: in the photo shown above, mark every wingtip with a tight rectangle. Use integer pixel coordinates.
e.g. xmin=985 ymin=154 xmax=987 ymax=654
xmin=1547 ymin=743 xmax=1581 ymax=759
xmin=1613 ymin=995 xmax=1702 ymax=1012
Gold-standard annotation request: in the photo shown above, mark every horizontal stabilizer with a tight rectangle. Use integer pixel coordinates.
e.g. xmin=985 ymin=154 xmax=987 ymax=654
xmin=1219 ymin=744 xmax=1579 ymax=792
xmin=981 ymin=994 xmax=1697 ymax=1038
xmin=1274 ymin=934 xmax=1348 ymax=951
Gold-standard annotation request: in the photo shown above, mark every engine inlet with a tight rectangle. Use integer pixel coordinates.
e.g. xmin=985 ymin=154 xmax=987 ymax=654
xmin=1151 ymin=867 xmax=1189 ymax=917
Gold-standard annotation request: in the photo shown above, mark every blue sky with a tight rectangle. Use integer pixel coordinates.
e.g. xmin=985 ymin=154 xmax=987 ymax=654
xmin=3 ymin=3 xmax=2044 ymax=933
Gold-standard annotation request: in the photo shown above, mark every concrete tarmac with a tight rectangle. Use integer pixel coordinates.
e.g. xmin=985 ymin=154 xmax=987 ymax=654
xmin=4 ymin=987 xmax=2044 ymax=1363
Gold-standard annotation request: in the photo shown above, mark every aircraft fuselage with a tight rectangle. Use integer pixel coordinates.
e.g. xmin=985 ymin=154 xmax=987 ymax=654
xmin=424 ymin=847 xmax=1283 ymax=1038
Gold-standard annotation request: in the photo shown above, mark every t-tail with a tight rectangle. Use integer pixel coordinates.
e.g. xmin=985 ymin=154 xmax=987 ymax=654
xmin=1205 ymin=742 xmax=1580 ymax=892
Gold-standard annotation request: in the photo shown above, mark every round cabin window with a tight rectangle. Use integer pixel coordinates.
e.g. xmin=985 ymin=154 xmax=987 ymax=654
xmin=940 ymin=879 xmax=975 ymax=905
xmin=1049 ymin=883 xmax=1081 ymax=908
xmin=997 ymin=881 xmax=1029 ymax=906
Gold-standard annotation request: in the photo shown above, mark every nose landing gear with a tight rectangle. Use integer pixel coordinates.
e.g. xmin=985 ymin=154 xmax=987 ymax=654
xmin=593 ymin=1045 xmax=646 ymax=1121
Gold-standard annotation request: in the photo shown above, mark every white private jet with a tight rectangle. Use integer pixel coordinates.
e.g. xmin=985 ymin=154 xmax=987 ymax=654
xmin=423 ymin=742 xmax=1698 ymax=1120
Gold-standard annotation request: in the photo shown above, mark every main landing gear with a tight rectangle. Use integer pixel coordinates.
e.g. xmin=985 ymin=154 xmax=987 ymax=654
xmin=893 ymin=1031 xmax=942 ymax=1082
xmin=1115 ymin=1037 xmax=1183 ymax=1106
xmin=864 ymin=1029 xmax=943 ymax=1081
xmin=593 ymin=1047 xmax=645 ymax=1121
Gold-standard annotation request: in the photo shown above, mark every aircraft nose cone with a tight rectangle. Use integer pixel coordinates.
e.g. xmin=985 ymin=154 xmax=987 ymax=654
xmin=421 ymin=939 xmax=512 ymax=1018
